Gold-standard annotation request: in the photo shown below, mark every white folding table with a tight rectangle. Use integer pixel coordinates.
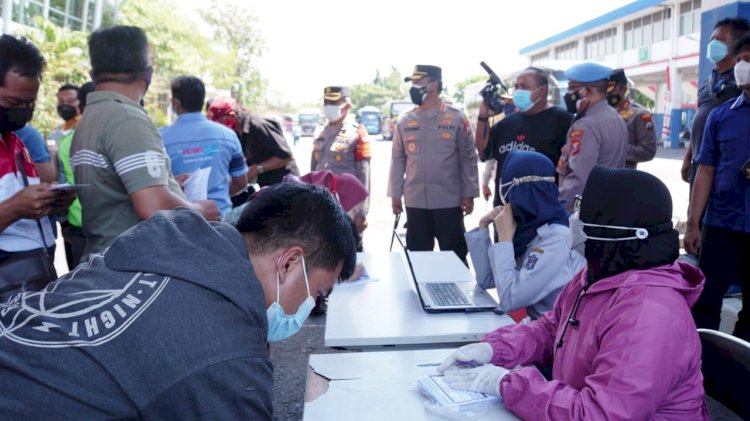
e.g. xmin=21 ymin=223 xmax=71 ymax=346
xmin=324 ymin=251 xmax=514 ymax=349
xmin=303 ymin=348 xmax=520 ymax=420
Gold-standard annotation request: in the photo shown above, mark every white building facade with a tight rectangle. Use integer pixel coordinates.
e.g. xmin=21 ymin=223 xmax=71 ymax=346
xmin=520 ymin=0 xmax=708 ymax=147
xmin=1 ymin=0 xmax=107 ymax=34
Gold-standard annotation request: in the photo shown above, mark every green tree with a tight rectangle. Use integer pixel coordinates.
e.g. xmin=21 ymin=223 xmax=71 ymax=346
xmin=118 ymin=0 xmax=214 ymax=126
xmin=633 ymin=89 xmax=655 ymax=110
xmin=350 ymin=84 xmax=391 ymax=111
xmin=22 ymin=18 xmax=90 ymax=137
xmin=349 ymin=67 xmax=406 ymax=112
xmin=453 ymin=75 xmax=485 ymax=104
xmin=200 ymin=0 xmax=266 ymax=107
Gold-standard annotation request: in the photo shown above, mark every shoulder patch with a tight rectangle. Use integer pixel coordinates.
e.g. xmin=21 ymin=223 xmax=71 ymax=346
xmin=569 ymin=128 xmax=584 ymax=140
xmin=641 ymin=113 xmax=654 ymax=130
xmin=355 ymin=136 xmax=371 ymax=160
xmin=568 ymin=129 xmax=583 ymax=157
xmin=524 ymin=254 xmax=539 ymax=270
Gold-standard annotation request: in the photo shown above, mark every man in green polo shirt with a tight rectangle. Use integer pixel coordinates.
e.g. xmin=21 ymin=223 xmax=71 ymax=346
xmin=71 ymin=26 xmax=220 ymax=261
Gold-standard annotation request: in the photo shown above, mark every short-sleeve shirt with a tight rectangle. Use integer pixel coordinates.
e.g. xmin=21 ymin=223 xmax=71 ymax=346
xmin=691 ymin=69 xmax=739 ymax=163
xmin=0 ymin=132 xmax=55 ymax=255
xmin=71 ymin=91 xmax=185 ymax=259
xmin=160 ymin=113 xmax=248 ymax=216
xmin=482 ymin=107 xmax=572 ymax=207
xmin=15 ymin=125 xmax=50 ymax=163
xmin=695 ymin=93 xmax=750 ymax=232
xmin=241 ymin=115 xmax=299 ymax=186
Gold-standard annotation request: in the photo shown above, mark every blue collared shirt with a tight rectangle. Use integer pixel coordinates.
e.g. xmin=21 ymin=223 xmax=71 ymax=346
xmin=160 ymin=113 xmax=248 ymax=216
xmin=695 ymin=92 xmax=750 ymax=232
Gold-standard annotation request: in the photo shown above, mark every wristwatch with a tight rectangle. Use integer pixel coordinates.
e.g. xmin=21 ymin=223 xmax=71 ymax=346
xmin=256 ymin=164 xmax=265 ymax=174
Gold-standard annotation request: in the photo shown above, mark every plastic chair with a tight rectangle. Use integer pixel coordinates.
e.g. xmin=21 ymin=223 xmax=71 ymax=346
xmin=698 ymin=328 xmax=750 ymax=419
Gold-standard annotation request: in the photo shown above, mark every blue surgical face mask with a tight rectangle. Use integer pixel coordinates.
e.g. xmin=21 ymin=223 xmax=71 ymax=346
xmin=707 ymin=39 xmax=729 ymax=64
xmin=513 ymin=88 xmax=539 ymax=112
xmin=266 ymin=256 xmax=315 ymax=343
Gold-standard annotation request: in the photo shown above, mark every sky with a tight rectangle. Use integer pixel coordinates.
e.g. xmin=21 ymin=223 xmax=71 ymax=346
xmin=180 ymin=0 xmax=635 ymax=105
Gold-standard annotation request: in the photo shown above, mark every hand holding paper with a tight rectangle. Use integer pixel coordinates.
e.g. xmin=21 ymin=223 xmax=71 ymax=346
xmin=182 ymin=167 xmax=211 ymax=201
xmin=442 ymin=364 xmax=508 ymax=397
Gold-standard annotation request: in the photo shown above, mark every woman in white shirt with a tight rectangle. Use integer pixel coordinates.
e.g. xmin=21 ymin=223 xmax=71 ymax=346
xmin=465 ymin=150 xmax=585 ymax=319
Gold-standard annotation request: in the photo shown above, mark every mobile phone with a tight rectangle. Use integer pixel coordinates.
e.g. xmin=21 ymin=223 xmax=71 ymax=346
xmin=49 ymin=183 xmax=88 ymax=191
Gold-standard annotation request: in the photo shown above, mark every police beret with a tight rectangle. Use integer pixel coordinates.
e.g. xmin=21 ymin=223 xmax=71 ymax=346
xmin=323 ymin=86 xmax=350 ymax=101
xmin=404 ymin=65 xmax=442 ymax=82
xmin=565 ymin=62 xmax=613 ymax=83
xmin=609 ymin=68 xmax=628 ymax=86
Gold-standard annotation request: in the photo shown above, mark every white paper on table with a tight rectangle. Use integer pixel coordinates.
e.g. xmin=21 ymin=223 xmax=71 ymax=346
xmin=183 ymin=167 xmax=211 ymax=201
xmin=335 ymin=266 xmax=378 ymax=288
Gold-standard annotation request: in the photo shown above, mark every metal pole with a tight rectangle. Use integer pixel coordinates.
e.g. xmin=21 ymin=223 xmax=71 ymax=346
xmin=1 ymin=0 xmax=12 ymax=34
xmin=81 ymin=0 xmax=89 ymax=31
xmin=92 ymin=0 xmax=102 ymax=29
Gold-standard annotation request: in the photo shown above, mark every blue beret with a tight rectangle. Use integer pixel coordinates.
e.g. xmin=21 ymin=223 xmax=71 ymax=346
xmin=564 ymin=62 xmax=613 ymax=83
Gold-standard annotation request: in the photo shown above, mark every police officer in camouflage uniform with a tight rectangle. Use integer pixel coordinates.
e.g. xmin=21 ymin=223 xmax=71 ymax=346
xmin=312 ymin=86 xmax=371 ymax=238
xmin=388 ymin=65 xmax=479 ymax=263
xmin=608 ymin=69 xmax=657 ymax=169
xmin=558 ymin=63 xmax=628 ymax=212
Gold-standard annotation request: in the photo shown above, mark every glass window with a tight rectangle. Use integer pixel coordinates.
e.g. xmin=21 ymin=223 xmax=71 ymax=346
xmin=683 ymin=2 xmax=692 ymax=34
xmin=633 ymin=19 xmax=643 ymax=47
xmin=643 ymin=15 xmax=653 ymax=45
xmin=624 ymin=21 xmax=633 ymax=49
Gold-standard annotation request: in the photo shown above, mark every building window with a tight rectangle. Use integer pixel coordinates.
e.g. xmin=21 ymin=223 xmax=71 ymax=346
xmin=555 ymin=41 xmax=579 ymax=60
xmin=624 ymin=8 xmax=672 ymax=50
xmin=5 ymin=0 xmax=97 ymax=31
xmin=680 ymin=0 xmax=701 ymax=35
xmin=584 ymin=28 xmax=617 ymax=59
xmin=530 ymin=51 xmax=550 ymax=64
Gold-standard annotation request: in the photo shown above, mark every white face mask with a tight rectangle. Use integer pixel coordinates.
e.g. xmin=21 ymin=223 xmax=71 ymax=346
xmin=734 ymin=60 xmax=750 ymax=87
xmin=266 ymin=256 xmax=315 ymax=343
xmin=324 ymin=104 xmax=343 ymax=122
xmin=497 ymin=175 xmax=557 ymax=205
xmin=569 ymin=210 xmax=650 ymax=242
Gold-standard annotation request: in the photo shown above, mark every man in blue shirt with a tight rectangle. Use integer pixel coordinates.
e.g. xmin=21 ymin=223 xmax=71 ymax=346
xmin=15 ymin=124 xmax=56 ymax=183
xmin=161 ymin=76 xmax=248 ymax=217
xmin=686 ymin=35 xmax=750 ymax=341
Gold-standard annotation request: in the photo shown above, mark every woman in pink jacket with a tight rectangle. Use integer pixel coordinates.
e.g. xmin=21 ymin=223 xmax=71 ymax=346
xmin=439 ymin=166 xmax=709 ymax=420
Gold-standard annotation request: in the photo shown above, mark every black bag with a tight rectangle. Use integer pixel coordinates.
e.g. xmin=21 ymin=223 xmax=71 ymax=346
xmin=0 ymin=153 xmax=58 ymax=296
xmin=0 ymin=248 xmax=57 ymax=296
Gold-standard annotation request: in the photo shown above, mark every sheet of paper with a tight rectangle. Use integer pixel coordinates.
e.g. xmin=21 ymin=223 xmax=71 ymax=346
xmin=183 ymin=167 xmax=211 ymax=201
xmin=335 ymin=266 xmax=378 ymax=288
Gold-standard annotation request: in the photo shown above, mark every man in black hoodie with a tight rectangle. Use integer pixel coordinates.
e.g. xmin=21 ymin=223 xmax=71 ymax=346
xmin=0 ymin=183 xmax=356 ymax=419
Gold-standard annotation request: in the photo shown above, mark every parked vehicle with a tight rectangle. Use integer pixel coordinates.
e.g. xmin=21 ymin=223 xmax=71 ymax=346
xmin=298 ymin=109 xmax=322 ymax=136
xmin=382 ymin=100 xmax=415 ymax=140
xmin=357 ymin=106 xmax=383 ymax=136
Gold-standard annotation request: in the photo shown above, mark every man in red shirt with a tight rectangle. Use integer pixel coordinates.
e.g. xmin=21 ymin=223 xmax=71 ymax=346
xmin=0 ymin=35 xmax=74 ymax=293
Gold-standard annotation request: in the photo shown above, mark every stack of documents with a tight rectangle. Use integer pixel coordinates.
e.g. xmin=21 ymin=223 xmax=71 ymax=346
xmin=416 ymin=374 xmax=500 ymax=413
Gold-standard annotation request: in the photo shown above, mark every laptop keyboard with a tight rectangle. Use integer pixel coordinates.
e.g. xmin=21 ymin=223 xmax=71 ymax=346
xmin=425 ymin=283 xmax=471 ymax=306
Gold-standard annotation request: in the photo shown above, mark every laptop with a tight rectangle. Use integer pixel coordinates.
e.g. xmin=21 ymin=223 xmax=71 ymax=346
xmin=393 ymin=232 xmax=498 ymax=313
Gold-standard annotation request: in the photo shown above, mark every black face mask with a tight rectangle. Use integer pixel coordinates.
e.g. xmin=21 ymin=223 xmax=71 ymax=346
xmin=0 ymin=105 xmax=33 ymax=133
xmin=57 ymin=104 xmax=78 ymax=121
xmin=564 ymin=91 xmax=582 ymax=114
xmin=607 ymin=93 xmax=623 ymax=107
xmin=409 ymin=85 xmax=428 ymax=106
